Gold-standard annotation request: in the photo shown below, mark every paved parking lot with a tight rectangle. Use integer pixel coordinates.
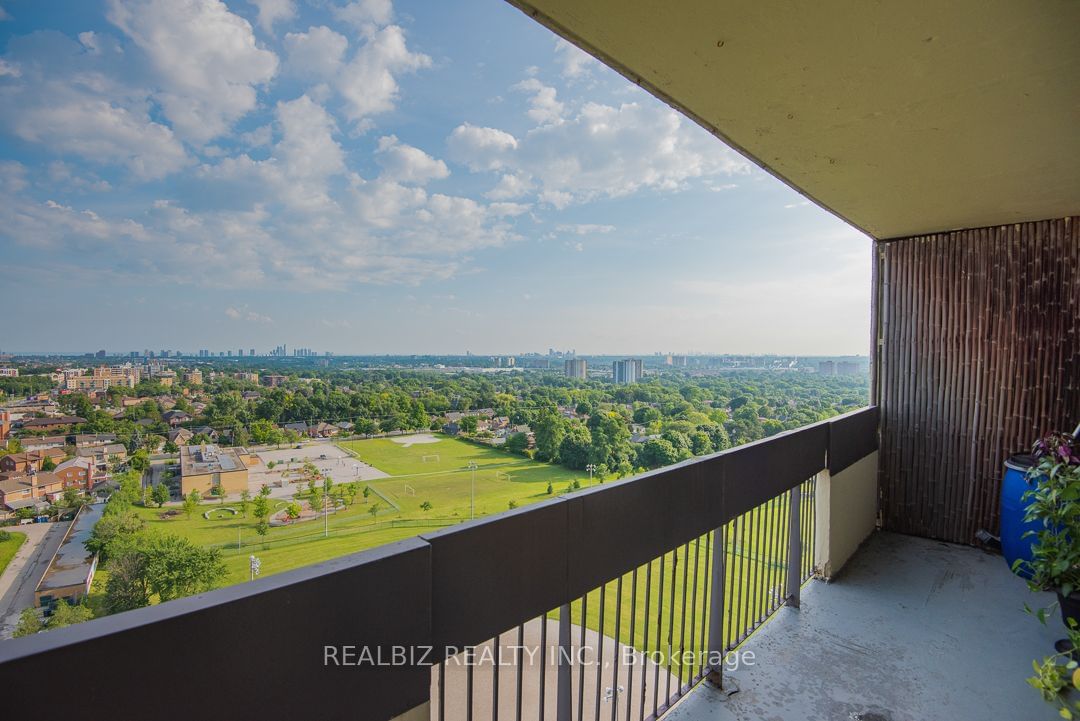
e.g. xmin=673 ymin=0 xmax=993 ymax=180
xmin=248 ymin=442 xmax=388 ymax=499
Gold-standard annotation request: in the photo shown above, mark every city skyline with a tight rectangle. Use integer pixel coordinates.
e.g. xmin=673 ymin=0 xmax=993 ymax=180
xmin=0 ymin=0 xmax=871 ymax=355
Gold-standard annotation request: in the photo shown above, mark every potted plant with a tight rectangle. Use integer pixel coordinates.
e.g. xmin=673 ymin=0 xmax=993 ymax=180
xmin=1014 ymin=430 xmax=1080 ymax=717
xmin=1015 ymin=430 xmax=1080 ymax=618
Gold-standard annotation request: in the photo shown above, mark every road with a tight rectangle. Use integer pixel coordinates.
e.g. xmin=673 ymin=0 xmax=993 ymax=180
xmin=0 ymin=521 xmax=70 ymax=639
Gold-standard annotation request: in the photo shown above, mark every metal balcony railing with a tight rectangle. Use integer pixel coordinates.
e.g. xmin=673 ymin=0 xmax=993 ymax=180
xmin=0 ymin=407 xmax=878 ymax=721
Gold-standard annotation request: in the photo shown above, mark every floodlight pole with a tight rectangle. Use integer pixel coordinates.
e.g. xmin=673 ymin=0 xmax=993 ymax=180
xmin=586 ymin=464 xmax=597 ymax=484
xmin=468 ymin=461 xmax=478 ymax=519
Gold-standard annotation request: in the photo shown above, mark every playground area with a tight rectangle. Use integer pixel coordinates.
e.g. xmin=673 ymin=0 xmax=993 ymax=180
xmin=247 ymin=442 xmax=389 ymax=498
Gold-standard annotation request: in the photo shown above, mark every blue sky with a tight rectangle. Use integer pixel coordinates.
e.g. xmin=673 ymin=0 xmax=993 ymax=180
xmin=0 ymin=0 xmax=870 ymax=356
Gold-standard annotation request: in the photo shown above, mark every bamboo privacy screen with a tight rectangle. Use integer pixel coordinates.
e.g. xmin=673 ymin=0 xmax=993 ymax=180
xmin=875 ymin=216 xmax=1080 ymax=543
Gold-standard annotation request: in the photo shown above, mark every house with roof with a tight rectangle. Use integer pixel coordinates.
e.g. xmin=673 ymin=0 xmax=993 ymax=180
xmin=19 ymin=416 xmax=86 ymax=432
xmin=283 ymin=421 xmax=308 ymax=435
xmin=75 ymin=433 xmax=117 ymax=448
xmin=168 ymin=427 xmax=194 ymax=446
xmin=0 ymin=470 xmax=65 ymax=513
xmin=18 ymin=435 xmax=68 ymax=452
xmin=162 ymin=410 xmax=192 ymax=427
xmin=54 ymin=457 xmax=94 ymax=491
xmin=0 ymin=448 xmax=67 ymax=474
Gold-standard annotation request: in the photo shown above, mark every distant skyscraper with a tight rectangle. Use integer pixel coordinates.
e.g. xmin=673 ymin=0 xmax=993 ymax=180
xmin=565 ymin=358 xmax=587 ymax=379
xmin=612 ymin=359 xmax=643 ymax=384
xmin=250 ymin=348 xmax=256 ymax=356
xmin=818 ymin=361 xmax=836 ymax=376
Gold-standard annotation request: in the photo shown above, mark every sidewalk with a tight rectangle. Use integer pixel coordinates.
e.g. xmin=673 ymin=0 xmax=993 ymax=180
xmin=0 ymin=521 xmax=70 ymax=639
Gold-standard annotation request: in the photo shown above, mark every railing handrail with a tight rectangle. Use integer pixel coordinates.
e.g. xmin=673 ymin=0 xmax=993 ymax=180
xmin=0 ymin=406 xmax=879 ymax=721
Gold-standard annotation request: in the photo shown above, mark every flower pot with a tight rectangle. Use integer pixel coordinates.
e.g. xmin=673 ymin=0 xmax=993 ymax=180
xmin=1058 ymin=590 xmax=1080 ymax=627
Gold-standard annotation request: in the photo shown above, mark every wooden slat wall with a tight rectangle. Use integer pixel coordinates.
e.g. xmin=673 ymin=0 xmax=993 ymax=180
xmin=876 ymin=216 xmax=1080 ymax=543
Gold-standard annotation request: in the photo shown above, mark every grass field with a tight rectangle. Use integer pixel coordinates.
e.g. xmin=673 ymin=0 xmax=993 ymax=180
xmin=113 ymin=435 xmax=588 ymax=586
xmin=0 ymin=531 xmax=27 ymax=578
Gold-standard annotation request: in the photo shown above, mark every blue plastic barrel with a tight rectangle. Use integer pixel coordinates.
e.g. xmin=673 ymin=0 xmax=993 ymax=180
xmin=1000 ymin=454 xmax=1040 ymax=578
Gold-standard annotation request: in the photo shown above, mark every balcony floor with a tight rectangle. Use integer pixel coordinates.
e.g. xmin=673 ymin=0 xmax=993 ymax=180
xmin=667 ymin=531 xmax=1061 ymax=721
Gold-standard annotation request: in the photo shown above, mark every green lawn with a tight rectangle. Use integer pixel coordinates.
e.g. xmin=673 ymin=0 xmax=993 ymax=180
xmin=0 ymin=531 xmax=27 ymax=578
xmin=120 ymin=436 xmax=588 ymax=587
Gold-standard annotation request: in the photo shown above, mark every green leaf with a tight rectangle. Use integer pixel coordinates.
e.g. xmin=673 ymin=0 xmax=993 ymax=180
xmin=1060 ymin=707 xmax=1072 ymax=719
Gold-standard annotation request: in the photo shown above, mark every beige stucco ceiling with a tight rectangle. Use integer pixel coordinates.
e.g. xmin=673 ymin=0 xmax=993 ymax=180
xmin=507 ymin=0 xmax=1080 ymax=240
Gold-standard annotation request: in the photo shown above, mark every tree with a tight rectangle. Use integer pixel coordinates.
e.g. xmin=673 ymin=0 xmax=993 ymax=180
xmin=639 ymin=438 xmax=679 ymax=469
xmin=105 ymin=551 xmax=150 ymax=612
xmin=459 ymin=415 xmax=479 ymax=434
xmin=253 ymin=494 xmax=270 ymax=525
xmin=546 ymin=481 xmax=553 ymax=495
xmin=557 ymin=424 xmax=592 ymax=470
xmin=239 ymin=489 xmax=251 ymax=517
xmin=151 ymin=482 xmax=170 ymax=508
xmin=285 ymin=502 xmax=302 ymax=520
xmin=368 ymin=502 xmax=380 ymax=520
xmin=211 ymin=484 xmax=226 ymax=504
xmin=142 ymin=534 xmax=227 ymax=602
xmin=341 ymin=483 xmax=358 ymax=506
xmin=62 ymin=487 xmax=82 ymax=508
xmin=505 ymin=432 xmax=529 ymax=455
xmin=41 ymin=457 xmax=57 ymax=472
xmin=420 ymin=501 xmax=432 ymax=512
xmin=13 ymin=607 xmax=42 ymax=637
xmin=508 ymin=500 xmax=518 ymax=510
xmin=129 ymin=449 xmax=150 ymax=473
xmin=85 ymin=511 xmax=144 ymax=563
xmin=48 ymin=602 xmax=94 ymax=629
xmin=164 ymin=440 xmax=179 ymax=454
xmin=532 ymin=409 xmax=567 ymax=463
xmin=182 ymin=490 xmax=201 ymax=519
xmin=309 ymin=487 xmax=324 ymax=516
xmin=362 ymin=484 xmax=371 ymax=501
xmin=255 ymin=519 xmax=269 ymax=536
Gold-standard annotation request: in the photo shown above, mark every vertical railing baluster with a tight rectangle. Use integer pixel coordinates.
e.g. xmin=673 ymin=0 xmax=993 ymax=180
xmin=466 ymin=646 xmax=474 ymax=721
xmin=539 ymin=615 xmax=547 ymax=721
xmin=578 ymin=595 xmax=587 ymax=721
xmin=610 ymin=575 xmax=623 ymax=721
xmin=737 ymin=512 xmax=751 ymax=642
xmin=676 ymin=542 xmax=690 ymax=695
xmin=639 ymin=562 xmax=652 ymax=721
xmin=723 ymin=519 xmax=736 ymax=652
xmin=687 ymin=537 xmax=701 ymax=685
xmin=516 ymin=625 xmax=525 ymax=721
xmin=786 ymin=484 xmax=802 ymax=608
xmin=665 ymin=549 xmax=678 ymax=707
xmin=652 ymin=555 xmax=664 ymax=718
xmin=438 ymin=658 xmax=446 ymax=721
xmin=625 ymin=568 xmax=637 ymax=721
xmin=494 ymin=636 xmax=501 ymax=721
xmin=697 ymin=530 xmax=712 ymax=682
xmin=594 ymin=583 xmax=606 ymax=721
xmin=557 ymin=604 xmax=572 ymax=721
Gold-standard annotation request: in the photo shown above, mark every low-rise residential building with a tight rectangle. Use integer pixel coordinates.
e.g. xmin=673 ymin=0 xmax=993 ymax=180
xmin=54 ymin=457 xmax=93 ymax=491
xmin=162 ymin=410 xmax=192 ymax=427
xmin=75 ymin=433 xmax=117 ymax=448
xmin=18 ymin=435 xmax=67 ymax=452
xmin=19 ymin=416 xmax=86 ymax=432
xmin=181 ymin=369 xmax=203 ymax=385
xmin=0 ymin=470 xmax=65 ymax=512
xmin=234 ymin=372 xmax=259 ymax=384
xmin=168 ymin=427 xmax=194 ymax=446
xmin=64 ymin=365 xmax=140 ymax=392
xmin=0 ymin=368 xmax=18 ymax=377
xmin=262 ymin=374 xmax=287 ymax=387
xmin=0 ymin=448 xmax=67 ymax=474
xmin=179 ymin=444 xmax=248 ymax=497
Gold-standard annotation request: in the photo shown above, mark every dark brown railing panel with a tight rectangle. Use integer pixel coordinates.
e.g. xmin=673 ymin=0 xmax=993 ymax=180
xmin=828 ymin=406 xmax=880 ymax=474
xmin=421 ymin=497 xmax=571 ymax=651
xmin=0 ymin=537 xmax=433 ymax=721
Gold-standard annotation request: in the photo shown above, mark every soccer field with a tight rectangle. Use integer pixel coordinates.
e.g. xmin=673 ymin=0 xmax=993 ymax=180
xmin=340 ymin=435 xmax=587 ymax=519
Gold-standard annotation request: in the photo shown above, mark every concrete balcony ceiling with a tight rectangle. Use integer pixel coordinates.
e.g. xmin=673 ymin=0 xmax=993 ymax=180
xmin=508 ymin=0 xmax=1080 ymax=239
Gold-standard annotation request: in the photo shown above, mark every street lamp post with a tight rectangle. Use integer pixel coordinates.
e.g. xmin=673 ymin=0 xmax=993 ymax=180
xmin=586 ymin=463 xmax=597 ymax=484
xmin=467 ymin=461 xmax=478 ymax=519
xmin=249 ymin=555 xmax=261 ymax=582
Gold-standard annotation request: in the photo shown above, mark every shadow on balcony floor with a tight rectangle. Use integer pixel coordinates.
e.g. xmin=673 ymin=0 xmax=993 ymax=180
xmin=667 ymin=531 xmax=1061 ymax=721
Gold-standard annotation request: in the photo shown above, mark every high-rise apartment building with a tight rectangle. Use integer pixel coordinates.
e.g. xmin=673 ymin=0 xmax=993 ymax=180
xmin=564 ymin=358 xmax=587 ymax=379
xmin=612 ymin=358 xmax=643 ymax=384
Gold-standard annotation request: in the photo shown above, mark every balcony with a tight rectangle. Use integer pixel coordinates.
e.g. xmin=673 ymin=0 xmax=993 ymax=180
xmin=667 ymin=531 xmax=1056 ymax=721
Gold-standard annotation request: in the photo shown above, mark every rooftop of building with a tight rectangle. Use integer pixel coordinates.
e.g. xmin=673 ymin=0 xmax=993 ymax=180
xmin=179 ymin=444 xmax=246 ymax=476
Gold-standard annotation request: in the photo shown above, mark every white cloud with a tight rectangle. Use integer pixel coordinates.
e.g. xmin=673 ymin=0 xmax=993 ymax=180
xmin=784 ymin=200 xmax=811 ymax=209
xmin=337 ymin=24 xmax=430 ymax=126
xmin=4 ymin=88 xmax=188 ymax=179
xmin=0 ymin=6 xmax=10 ymax=22
xmin=275 ymin=95 xmax=345 ymax=182
xmin=446 ymin=123 xmax=518 ymax=171
xmin=484 ymin=173 xmax=532 ymax=200
xmin=77 ymin=31 xmax=101 ymax=54
xmin=107 ymin=0 xmax=278 ymax=144
xmin=514 ymin=78 xmax=564 ymax=125
xmin=0 ymin=59 xmax=20 ymax=77
xmin=284 ymin=25 xmax=348 ymax=79
xmin=225 ymin=305 xmax=273 ymax=323
xmin=557 ymin=223 xmax=615 ymax=235
xmin=240 ymin=124 xmax=272 ymax=148
xmin=0 ymin=160 xmax=27 ymax=193
xmin=334 ymin=0 xmax=393 ymax=28
xmin=248 ymin=0 xmax=295 ymax=33
xmin=553 ymin=39 xmax=596 ymax=81
xmin=375 ymin=135 xmax=449 ymax=185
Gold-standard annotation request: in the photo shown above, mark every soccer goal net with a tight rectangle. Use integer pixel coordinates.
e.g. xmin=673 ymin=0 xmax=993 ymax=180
xmin=403 ymin=483 xmax=417 ymax=496
xmin=421 ymin=454 xmax=440 ymax=463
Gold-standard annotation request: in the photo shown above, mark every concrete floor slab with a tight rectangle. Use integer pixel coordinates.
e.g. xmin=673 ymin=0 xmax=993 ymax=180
xmin=665 ymin=531 xmax=1061 ymax=721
